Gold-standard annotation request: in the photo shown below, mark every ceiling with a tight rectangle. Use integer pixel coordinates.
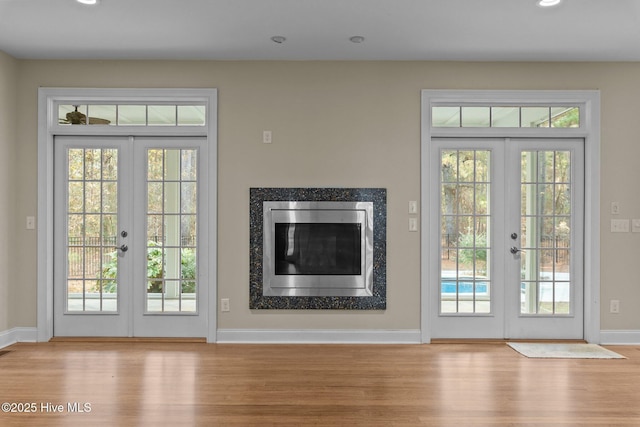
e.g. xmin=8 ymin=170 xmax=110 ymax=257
xmin=1 ymin=0 xmax=640 ymax=61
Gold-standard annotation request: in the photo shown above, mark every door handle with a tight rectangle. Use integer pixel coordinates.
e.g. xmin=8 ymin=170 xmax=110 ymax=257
xmin=510 ymin=246 xmax=524 ymax=254
xmin=114 ymin=244 xmax=128 ymax=253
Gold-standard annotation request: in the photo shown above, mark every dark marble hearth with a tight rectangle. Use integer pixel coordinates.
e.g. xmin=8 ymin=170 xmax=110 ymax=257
xmin=250 ymin=187 xmax=386 ymax=310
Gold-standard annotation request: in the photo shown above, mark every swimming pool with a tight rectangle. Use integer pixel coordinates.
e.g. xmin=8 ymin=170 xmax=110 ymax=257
xmin=441 ymin=279 xmax=489 ymax=295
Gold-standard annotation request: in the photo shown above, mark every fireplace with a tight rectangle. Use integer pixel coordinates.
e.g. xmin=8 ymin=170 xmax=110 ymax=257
xmin=250 ymin=188 xmax=386 ymax=310
xmin=263 ymin=201 xmax=374 ymax=297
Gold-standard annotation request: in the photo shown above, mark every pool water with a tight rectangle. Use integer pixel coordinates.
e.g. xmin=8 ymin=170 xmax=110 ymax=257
xmin=441 ymin=280 xmax=489 ymax=295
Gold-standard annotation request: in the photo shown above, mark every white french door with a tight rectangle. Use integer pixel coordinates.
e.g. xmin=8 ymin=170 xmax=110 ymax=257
xmin=54 ymin=136 xmax=208 ymax=337
xmin=506 ymin=138 xmax=584 ymax=339
xmin=430 ymin=137 xmax=584 ymax=339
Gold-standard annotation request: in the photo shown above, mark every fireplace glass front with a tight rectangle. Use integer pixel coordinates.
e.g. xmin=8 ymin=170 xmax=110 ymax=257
xmin=275 ymin=223 xmax=362 ymax=276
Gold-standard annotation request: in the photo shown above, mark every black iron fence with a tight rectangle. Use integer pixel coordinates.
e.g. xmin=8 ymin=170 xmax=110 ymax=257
xmin=441 ymin=234 xmax=569 ymax=264
xmin=67 ymin=235 xmax=196 ymax=278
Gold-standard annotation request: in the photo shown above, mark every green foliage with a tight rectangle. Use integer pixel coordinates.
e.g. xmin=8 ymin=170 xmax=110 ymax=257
xmin=457 ymin=232 xmax=487 ymax=273
xmin=550 ymin=107 xmax=580 ymax=128
xmin=102 ymin=253 xmax=119 ymax=293
xmin=180 ymin=249 xmax=196 ymax=291
xmin=101 ymin=241 xmax=196 ymax=294
xmin=146 ymin=242 xmax=165 ymax=293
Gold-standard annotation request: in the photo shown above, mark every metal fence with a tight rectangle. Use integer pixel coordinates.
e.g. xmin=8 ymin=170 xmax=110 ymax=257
xmin=67 ymin=235 xmax=196 ymax=278
xmin=441 ymin=234 xmax=569 ymax=264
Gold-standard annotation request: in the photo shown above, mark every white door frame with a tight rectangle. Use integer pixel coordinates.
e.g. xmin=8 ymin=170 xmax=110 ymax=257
xmin=420 ymin=90 xmax=601 ymax=343
xmin=37 ymin=87 xmax=218 ymax=342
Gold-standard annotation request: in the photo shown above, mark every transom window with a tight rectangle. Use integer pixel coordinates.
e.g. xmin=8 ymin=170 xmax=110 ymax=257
xmin=432 ymin=106 xmax=580 ymax=128
xmin=58 ymin=104 xmax=206 ymax=127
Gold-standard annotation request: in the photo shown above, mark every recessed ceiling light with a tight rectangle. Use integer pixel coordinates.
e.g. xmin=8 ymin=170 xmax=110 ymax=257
xmin=271 ymin=36 xmax=286 ymax=44
xmin=349 ymin=36 xmax=365 ymax=43
xmin=77 ymin=0 xmax=98 ymax=4
xmin=538 ymin=0 xmax=561 ymax=7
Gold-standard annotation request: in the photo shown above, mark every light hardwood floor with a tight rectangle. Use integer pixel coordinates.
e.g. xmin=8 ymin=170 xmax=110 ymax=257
xmin=0 ymin=341 xmax=639 ymax=426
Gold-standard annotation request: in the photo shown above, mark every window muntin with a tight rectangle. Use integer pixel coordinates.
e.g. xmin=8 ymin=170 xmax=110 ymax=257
xmin=58 ymin=104 xmax=206 ymax=127
xmin=440 ymin=149 xmax=492 ymax=315
xmin=145 ymin=148 xmax=198 ymax=313
xmin=432 ymin=106 xmax=580 ymax=129
xmin=65 ymin=147 xmax=119 ymax=313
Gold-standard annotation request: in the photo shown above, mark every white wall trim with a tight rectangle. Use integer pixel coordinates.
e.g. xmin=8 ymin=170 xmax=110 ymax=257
xmin=0 ymin=327 xmax=38 ymax=349
xmin=37 ymin=88 xmax=218 ymax=343
xmin=420 ymin=90 xmax=601 ymax=343
xmin=600 ymin=330 xmax=640 ymax=345
xmin=216 ymin=329 xmax=422 ymax=344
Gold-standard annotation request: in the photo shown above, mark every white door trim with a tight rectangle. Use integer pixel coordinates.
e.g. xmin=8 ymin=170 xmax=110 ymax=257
xmin=420 ymin=90 xmax=601 ymax=343
xmin=37 ymin=88 xmax=218 ymax=342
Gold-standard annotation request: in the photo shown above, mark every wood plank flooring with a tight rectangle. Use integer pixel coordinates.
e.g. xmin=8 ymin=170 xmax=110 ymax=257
xmin=0 ymin=342 xmax=639 ymax=426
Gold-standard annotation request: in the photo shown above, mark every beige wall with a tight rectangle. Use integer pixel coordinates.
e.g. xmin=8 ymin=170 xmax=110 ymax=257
xmin=0 ymin=51 xmax=17 ymax=332
xmin=8 ymin=59 xmax=640 ymax=333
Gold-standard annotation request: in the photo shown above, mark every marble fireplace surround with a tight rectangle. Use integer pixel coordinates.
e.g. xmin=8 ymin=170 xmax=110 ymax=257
xmin=250 ymin=188 xmax=387 ymax=310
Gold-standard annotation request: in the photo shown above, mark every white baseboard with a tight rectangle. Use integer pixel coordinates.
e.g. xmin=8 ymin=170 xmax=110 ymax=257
xmin=216 ymin=329 xmax=422 ymax=344
xmin=6 ymin=327 xmax=632 ymax=346
xmin=0 ymin=327 xmax=38 ymax=349
xmin=600 ymin=330 xmax=640 ymax=345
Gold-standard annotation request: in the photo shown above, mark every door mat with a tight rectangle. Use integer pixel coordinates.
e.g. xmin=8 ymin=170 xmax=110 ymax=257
xmin=508 ymin=342 xmax=626 ymax=359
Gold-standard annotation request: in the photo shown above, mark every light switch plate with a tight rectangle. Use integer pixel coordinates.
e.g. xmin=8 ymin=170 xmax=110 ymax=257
xmin=611 ymin=219 xmax=630 ymax=233
xmin=408 ymin=201 xmax=418 ymax=214
xmin=633 ymin=219 xmax=640 ymax=233
xmin=610 ymin=299 xmax=620 ymax=314
xmin=611 ymin=201 xmax=620 ymax=215
xmin=262 ymin=130 xmax=272 ymax=144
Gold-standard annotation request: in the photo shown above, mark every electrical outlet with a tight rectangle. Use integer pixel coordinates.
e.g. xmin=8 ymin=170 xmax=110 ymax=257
xmin=221 ymin=298 xmax=230 ymax=312
xmin=26 ymin=216 xmax=36 ymax=230
xmin=610 ymin=299 xmax=620 ymax=314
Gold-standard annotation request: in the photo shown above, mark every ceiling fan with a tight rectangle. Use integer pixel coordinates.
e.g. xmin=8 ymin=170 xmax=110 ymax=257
xmin=59 ymin=105 xmax=111 ymax=125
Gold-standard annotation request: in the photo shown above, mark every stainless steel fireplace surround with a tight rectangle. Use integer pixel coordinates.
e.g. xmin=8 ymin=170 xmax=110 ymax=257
xmin=263 ymin=201 xmax=374 ymax=297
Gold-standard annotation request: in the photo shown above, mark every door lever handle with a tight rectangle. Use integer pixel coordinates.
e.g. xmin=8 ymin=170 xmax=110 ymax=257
xmin=114 ymin=244 xmax=128 ymax=253
xmin=510 ymin=246 xmax=524 ymax=254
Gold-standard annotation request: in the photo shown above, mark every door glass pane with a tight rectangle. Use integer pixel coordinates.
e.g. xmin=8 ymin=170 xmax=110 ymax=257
xmin=59 ymin=105 xmax=88 ymax=125
xmin=440 ymin=149 xmax=492 ymax=314
xmin=550 ymin=107 xmax=580 ymax=128
xmin=521 ymin=108 xmax=550 ymax=128
xmin=432 ymin=107 xmax=460 ymax=127
xmin=87 ymin=105 xmax=116 ymax=125
xmin=66 ymin=148 xmax=118 ymax=312
xmin=118 ymin=105 xmax=146 ymax=126
xmin=145 ymin=149 xmax=198 ymax=313
xmin=461 ymin=107 xmax=490 ymax=127
xmin=520 ymin=150 xmax=572 ymax=315
xmin=177 ymin=105 xmax=206 ymax=126
xmin=491 ymin=107 xmax=520 ymax=127
xmin=148 ymin=105 xmax=177 ymax=126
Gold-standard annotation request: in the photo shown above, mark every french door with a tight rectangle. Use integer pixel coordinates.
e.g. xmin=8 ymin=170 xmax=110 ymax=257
xmin=53 ymin=136 xmax=208 ymax=337
xmin=430 ymin=138 xmax=584 ymax=339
